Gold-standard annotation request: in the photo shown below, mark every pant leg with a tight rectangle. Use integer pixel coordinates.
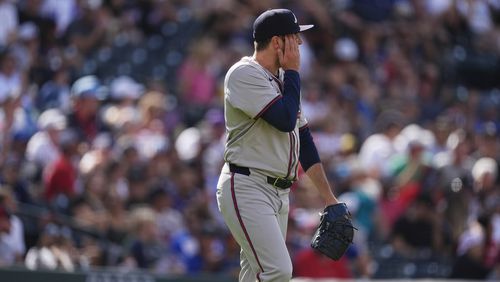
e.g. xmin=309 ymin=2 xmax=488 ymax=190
xmin=217 ymin=169 xmax=292 ymax=282
xmin=239 ymin=249 xmax=256 ymax=282
xmin=276 ymin=188 xmax=290 ymax=241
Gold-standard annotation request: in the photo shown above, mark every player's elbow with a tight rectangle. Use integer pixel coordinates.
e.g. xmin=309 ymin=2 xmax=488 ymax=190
xmin=274 ymin=120 xmax=297 ymax=132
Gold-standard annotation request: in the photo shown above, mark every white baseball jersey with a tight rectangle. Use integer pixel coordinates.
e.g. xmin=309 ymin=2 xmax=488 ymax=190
xmin=223 ymin=56 xmax=307 ymax=180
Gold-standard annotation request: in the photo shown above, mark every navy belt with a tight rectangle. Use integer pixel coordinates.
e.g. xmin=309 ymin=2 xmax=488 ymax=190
xmin=229 ymin=164 xmax=293 ymax=189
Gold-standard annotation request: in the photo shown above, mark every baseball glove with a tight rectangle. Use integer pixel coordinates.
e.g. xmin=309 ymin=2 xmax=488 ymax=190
xmin=310 ymin=202 xmax=355 ymax=260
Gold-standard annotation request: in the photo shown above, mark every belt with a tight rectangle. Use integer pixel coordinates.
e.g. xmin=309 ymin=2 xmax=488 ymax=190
xmin=228 ymin=164 xmax=293 ymax=189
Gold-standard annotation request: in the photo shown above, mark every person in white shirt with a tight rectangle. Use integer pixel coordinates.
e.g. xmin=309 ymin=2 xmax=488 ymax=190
xmin=26 ymin=109 xmax=67 ymax=168
xmin=358 ymin=110 xmax=404 ymax=178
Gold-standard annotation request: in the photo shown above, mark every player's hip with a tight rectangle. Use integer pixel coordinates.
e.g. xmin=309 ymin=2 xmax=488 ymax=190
xmin=217 ymin=163 xmax=289 ymax=201
xmin=218 ymin=163 xmax=293 ymax=191
xmin=216 ymin=164 xmax=290 ymax=218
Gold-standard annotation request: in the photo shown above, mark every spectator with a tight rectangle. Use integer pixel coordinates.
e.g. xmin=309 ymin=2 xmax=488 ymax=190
xmin=177 ymin=37 xmax=218 ymax=125
xmin=390 ymin=194 xmax=449 ymax=257
xmin=312 ymin=118 xmax=343 ymax=165
xmin=170 ymin=206 xmax=205 ymax=274
xmin=40 ymin=0 xmax=77 ymax=36
xmin=0 ymin=156 xmax=32 ymax=204
xmin=103 ymin=185 xmax=129 ymax=245
xmin=0 ymin=0 xmax=18 ymax=47
xmin=24 ymin=223 xmax=60 ymax=270
xmin=67 ymin=75 xmax=107 ymax=143
xmin=358 ymin=110 xmax=404 ymax=178
xmin=380 ymin=136 xmax=434 ymax=228
xmin=0 ymin=189 xmax=25 ymax=266
xmin=293 ymin=248 xmax=357 ymax=279
xmin=219 ymin=233 xmax=240 ymax=278
xmin=26 ymin=108 xmax=66 ymax=168
xmin=11 ymin=22 xmax=40 ymax=72
xmin=198 ymin=225 xmax=226 ymax=273
xmin=300 ymin=82 xmax=331 ymax=128
xmin=127 ymin=207 xmax=164 ymax=270
xmin=69 ymin=196 xmax=107 ymax=234
xmin=338 ymin=190 xmax=376 ymax=267
xmin=0 ymin=203 xmax=10 ymax=239
xmin=149 ymin=187 xmax=185 ymax=244
xmin=169 ymin=165 xmax=203 ymax=212
xmin=79 ymin=132 xmax=113 ymax=176
xmin=36 ymin=67 xmax=71 ymax=112
xmin=435 ymin=130 xmax=474 ymax=242
xmin=103 ymin=160 xmax=129 ymax=201
xmin=43 ymin=129 xmax=79 ymax=207
xmin=131 ymin=90 xmax=171 ymax=160
xmin=125 ymin=163 xmax=150 ymax=210
xmin=64 ymin=0 xmax=106 ymax=56
xmin=450 ymin=217 xmax=494 ymax=279
xmin=0 ymin=49 xmax=24 ymax=106
xmin=50 ymin=226 xmax=77 ymax=271
xmin=101 ymin=75 xmax=143 ymax=131
xmin=17 ymin=0 xmax=57 ymax=52
xmin=200 ymin=108 xmax=225 ymax=223
xmin=469 ymin=157 xmax=499 ymax=219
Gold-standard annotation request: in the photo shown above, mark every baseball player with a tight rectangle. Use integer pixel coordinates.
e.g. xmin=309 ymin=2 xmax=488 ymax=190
xmin=216 ymin=9 xmax=343 ymax=282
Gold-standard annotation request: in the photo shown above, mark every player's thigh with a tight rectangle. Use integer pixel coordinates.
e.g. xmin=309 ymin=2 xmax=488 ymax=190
xmin=238 ymin=198 xmax=292 ymax=275
xmin=218 ymin=173 xmax=291 ymax=273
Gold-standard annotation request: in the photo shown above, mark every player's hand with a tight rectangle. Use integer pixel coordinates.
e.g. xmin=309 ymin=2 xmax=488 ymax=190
xmin=276 ymin=34 xmax=300 ymax=71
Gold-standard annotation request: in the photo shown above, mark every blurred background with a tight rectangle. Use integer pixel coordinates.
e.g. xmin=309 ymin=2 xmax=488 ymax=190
xmin=0 ymin=0 xmax=499 ymax=281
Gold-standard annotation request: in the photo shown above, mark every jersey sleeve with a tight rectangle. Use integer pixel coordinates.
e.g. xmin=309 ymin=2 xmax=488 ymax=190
xmin=226 ymin=65 xmax=281 ymax=119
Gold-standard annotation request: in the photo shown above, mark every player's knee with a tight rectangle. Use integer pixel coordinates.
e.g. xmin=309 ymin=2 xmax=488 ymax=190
xmin=277 ymin=267 xmax=293 ymax=281
xmin=268 ymin=261 xmax=292 ymax=281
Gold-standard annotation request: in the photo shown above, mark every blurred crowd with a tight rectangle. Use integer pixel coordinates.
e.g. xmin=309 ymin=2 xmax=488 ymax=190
xmin=0 ymin=0 xmax=499 ymax=280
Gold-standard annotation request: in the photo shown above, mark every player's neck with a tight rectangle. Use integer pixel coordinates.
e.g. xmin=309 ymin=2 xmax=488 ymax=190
xmin=253 ymin=51 xmax=279 ymax=77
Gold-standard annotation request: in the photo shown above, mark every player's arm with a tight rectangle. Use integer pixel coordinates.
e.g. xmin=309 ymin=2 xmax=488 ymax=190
xmin=260 ymin=70 xmax=300 ymax=132
xmin=299 ymin=126 xmax=339 ymax=206
xmin=260 ymin=35 xmax=301 ymax=132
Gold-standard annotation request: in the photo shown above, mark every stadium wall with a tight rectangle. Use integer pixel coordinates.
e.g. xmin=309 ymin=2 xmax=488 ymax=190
xmin=0 ymin=267 xmax=487 ymax=282
xmin=0 ymin=267 xmax=238 ymax=282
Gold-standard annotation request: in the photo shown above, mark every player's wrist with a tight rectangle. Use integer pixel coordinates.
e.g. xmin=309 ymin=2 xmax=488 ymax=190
xmin=283 ymin=68 xmax=300 ymax=74
xmin=325 ymin=198 xmax=339 ymax=207
xmin=282 ymin=66 xmax=300 ymax=72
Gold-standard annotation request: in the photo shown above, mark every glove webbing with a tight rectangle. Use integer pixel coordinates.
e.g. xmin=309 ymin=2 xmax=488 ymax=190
xmin=320 ymin=219 xmax=356 ymax=245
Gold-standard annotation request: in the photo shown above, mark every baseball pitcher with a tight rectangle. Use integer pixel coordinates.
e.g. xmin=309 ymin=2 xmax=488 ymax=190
xmin=216 ymin=9 xmax=355 ymax=282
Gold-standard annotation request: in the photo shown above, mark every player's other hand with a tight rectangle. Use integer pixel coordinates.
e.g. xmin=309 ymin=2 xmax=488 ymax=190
xmin=276 ymin=34 xmax=300 ymax=71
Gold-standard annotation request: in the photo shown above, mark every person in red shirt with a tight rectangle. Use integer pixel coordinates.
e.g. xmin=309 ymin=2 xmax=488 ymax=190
xmin=0 ymin=204 xmax=11 ymax=235
xmin=293 ymin=248 xmax=353 ymax=279
xmin=293 ymin=240 xmax=373 ymax=279
xmin=44 ymin=130 xmax=78 ymax=203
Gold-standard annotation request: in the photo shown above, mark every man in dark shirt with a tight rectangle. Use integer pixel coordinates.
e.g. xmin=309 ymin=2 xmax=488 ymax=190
xmin=391 ymin=194 xmax=448 ymax=257
xmin=67 ymin=75 xmax=108 ymax=143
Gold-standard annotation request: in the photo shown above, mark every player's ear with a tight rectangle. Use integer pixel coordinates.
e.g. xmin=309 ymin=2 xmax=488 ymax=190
xmin=272 ymin=36 xmax=282 ymax=51
xmin=296 ymin=33 xmax=303 ymax=45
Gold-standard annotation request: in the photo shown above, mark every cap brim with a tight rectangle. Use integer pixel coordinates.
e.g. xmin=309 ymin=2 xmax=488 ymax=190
xmin=299 ymin=25 xmax=314 ymax=32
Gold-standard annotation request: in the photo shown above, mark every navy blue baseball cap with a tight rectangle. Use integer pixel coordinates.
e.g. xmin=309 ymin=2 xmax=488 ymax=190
xmin=253 ymin=9 xmax=314 ymax=42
